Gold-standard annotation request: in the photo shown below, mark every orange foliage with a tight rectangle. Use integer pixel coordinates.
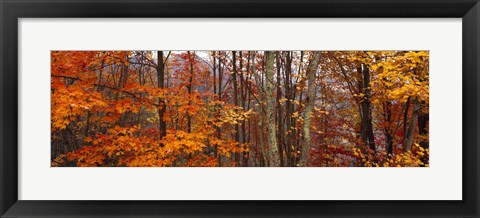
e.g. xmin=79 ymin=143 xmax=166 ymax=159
xmin=52 ymin=51 xmax=429 ymax=167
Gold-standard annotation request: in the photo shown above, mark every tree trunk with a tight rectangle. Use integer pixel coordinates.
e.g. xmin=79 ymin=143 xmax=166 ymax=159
xmin=212 ymin=52 xmax=218 ymax=159
xmin=284 ymin=51 xmax=294 ymax=166
xmin=264 ymin=51 xmax=280 ymax=167
xmin=187 ymin=51 xmax=194 ymax=133
xmin=358 ymin=64 xmax=376 ymax=151
xmin=298 ymin=51 xmax=321 ymax=167
xmin=239 ymin=51 xmax=249 ymax=167
xmin=275 ymin=52 xmax=285 ymax=166
xmin=291 ymin=51 xmax=303 ymax=166
xmin=217 ymin=52 xmax=224 ymax=166
xmin=383 ymin=101 xmax=393 ymax=155
xmin=403 ymin=96 xmax=411 ymax=147
xmin=157 ymin=51 xmax=167 ymax=145
xmin=404 ymin=97 xmax=420 ymax=152
xmin=232 ymin=51 xmax=241 ymax=165
xmin=417 ymin=102 xmax=429 ymax=165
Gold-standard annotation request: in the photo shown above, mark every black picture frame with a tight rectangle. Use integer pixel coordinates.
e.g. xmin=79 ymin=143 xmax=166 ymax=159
xmin=1 ymin=0 xmax=479 ymax=217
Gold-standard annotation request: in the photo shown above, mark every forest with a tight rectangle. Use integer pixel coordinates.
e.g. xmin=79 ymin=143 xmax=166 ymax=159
xmin=51 ymin=51 xmax=429 ymax=167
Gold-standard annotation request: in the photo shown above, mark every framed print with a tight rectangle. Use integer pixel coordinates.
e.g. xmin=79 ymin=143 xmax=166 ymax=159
xmin=1 ymin=0 xmax=479 ymax=217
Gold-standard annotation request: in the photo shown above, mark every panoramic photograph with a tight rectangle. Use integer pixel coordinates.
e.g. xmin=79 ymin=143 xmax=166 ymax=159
xmin=51 ymin=51 xmax=429 ymax=167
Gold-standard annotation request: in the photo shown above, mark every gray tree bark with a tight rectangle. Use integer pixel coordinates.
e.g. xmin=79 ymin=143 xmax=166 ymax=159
xmin=298 ymin=51 xmax=321 ymax=167
xmin=264 ymin=51 xmax=281 ymax=167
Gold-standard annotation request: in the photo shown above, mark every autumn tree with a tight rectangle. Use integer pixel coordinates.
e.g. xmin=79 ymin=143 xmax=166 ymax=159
xmin=263 ymin=51 xmax=280 ymax=167
xmin=51 ymin=50 xmax=429 ymax=168
xmin=298 ymin=51 xmax=321 ymax=167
